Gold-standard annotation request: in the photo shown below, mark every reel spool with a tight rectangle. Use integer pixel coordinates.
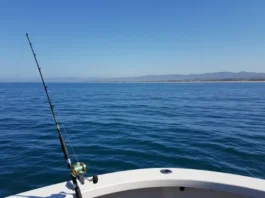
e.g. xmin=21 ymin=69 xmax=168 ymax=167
xmin=71 ymin=162 xmax=98 ymax=184
xmin=71 ymin=162 xmax=87 ymax=178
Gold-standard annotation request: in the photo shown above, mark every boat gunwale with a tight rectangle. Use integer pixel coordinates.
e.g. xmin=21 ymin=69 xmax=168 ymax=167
xmin=7 ymin=168 xmax=265 ymax=198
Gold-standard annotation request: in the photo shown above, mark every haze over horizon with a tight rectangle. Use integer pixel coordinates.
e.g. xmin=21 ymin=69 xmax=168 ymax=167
xmin=1 ymin=71 xmax=265 ymax=82
xmin=1 ymin=1 xmax=265 ymax=80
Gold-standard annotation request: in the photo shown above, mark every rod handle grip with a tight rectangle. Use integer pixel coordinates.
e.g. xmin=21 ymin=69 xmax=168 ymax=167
xmin=75 ymin=186 xmax=82 ymax=198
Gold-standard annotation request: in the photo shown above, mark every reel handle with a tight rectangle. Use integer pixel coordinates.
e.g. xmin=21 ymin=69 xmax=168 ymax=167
xmin=87 ymin=175 xmax=98 ymax=184
xmin=92 ymin=175 xmax=98 ymax=184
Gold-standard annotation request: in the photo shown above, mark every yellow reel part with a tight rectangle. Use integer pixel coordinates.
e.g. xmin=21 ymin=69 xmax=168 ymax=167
xmin=71 ymin=162 xmax=87 ymax=177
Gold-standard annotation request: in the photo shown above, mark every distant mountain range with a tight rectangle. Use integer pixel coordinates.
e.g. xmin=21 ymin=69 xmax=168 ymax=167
xmin=1 ymin=72 xmax=265 ymax=82
xmin=106 ymin=72 xmax=265 ymax=82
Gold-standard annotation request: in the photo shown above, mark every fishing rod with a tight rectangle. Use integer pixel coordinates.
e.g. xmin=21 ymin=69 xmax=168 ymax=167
xmin=26 ymin=33 xmax=98 ymax=198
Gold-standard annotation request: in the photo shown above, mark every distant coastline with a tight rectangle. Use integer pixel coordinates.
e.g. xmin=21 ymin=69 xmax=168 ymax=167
xmin=1 ymin=71 xmax=265 ymax=83
xmin=90 ymin=80 xmax=265 ymax=83
xmin=2 ymin=80 xmax=265 ymax=83
xmin=96 ymin=79 xmax=265 ymax=83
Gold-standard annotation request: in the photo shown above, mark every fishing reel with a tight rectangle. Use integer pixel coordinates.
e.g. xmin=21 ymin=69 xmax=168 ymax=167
xmin=71 ymin=162 xmax=98 ymax=185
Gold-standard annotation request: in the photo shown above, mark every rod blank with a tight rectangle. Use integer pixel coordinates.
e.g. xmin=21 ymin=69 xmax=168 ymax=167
xmin=25 ymin=33 xmax=83 ymax=198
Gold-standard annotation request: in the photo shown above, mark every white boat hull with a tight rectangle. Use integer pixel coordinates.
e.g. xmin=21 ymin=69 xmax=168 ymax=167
xmin=7 ymin=168 xmax=265 ymax=198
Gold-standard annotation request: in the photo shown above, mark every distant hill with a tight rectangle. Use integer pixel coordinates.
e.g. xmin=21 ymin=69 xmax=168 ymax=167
xmin=105 ymin=72 xmax=265 ymax=82
xmin=1 ymin=72 xmax=265 ymax=82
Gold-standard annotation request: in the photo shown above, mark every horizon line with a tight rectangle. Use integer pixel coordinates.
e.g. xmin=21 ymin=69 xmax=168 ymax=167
xmin=1 ymin=71 xmax=265 ymax=80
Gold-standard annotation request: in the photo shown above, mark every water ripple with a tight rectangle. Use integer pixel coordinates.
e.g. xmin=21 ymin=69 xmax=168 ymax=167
xmin=0 ymin=82 xmax=265 ymax=197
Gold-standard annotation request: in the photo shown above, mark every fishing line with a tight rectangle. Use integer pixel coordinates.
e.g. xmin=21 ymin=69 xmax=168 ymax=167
xmin=58 ymin=117 xmax=80 ymax=163
xmin=45 ymin=87 xmax=80 ymax=163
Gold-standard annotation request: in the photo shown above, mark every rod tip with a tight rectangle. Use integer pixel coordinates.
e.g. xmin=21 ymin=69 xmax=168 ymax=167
xmin=26 ymin=33 xmax=28 ymax=36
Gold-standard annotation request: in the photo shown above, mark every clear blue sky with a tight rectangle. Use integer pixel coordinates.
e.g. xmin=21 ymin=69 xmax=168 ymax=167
xmin=0 ymin=0 xmax=265 ymax=79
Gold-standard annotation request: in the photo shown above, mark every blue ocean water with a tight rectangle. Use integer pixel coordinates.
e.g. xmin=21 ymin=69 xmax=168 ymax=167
xmin=0 ymin=82 xmax=264 ymax=197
